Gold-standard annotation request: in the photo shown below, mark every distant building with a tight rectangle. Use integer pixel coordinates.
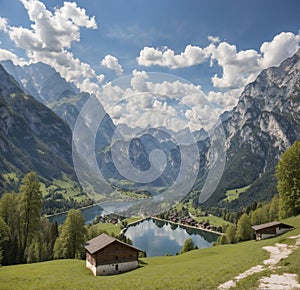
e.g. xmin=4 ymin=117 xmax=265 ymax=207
xmin=252 ymin=221 xmax=293 ymax=240
xmin=84 ymin=233 xmax=143 ymax=276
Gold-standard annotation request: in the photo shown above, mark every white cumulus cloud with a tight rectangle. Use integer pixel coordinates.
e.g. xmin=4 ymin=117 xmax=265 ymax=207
xmin=101 ymin=55 xmax=123 ymax=76
xmin=0 ymin=48 xmax=27 ymax=65
xmin=97 ymin=70 xmax=218 ymax=132
xmin=260 ymin=31 xmax=300 ymax=68
xmin=208 ymin=35 xmax=220 ymax=44
xmin=0 ymin=0 xmax=102 ymax=94
xmin=0 ymin=17 xmax=8 ymax=32
xmin=137 ymin=31 xmax=300 ymax=113
xmin=210 ymin=42 xmax=261 ymax=90
xmin=137 ymin=45 xmax=213 ymax=69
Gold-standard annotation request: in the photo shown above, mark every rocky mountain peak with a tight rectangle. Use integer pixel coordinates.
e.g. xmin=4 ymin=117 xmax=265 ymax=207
xmin=226 ymin=49 xmax=300 ymax=152
xmin=210 ymin=49 xmax=300 ymax=210
xmin=0 ymin=63 xmax=76 ymax=187
xmin=0 ymin=60 xmax=79 ymax=104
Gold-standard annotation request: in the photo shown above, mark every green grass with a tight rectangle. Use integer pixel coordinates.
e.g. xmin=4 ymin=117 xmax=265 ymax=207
xmin=91 ymin=217 xmax=142 ymax=235
xmin=1 ymin=215 xmax=299 ymax=290
xmin=39 ymin=182 xmax=48 ymax=196
xmin=118 ymin=190 xmax=149 ymax=199
xmin=125 ymin=217 xmax=142 ymax=225
xmin=0 ymin=243 xmax=267 ymax=290
xmin=51 ymin=175 xmax=85 ymax=202
xmin=174 ymin=199 xmax=231 ymax=227
xmin=2 ymin=172 xmax=19 ymax=183
xmin=264 ymin=215 xmax=300 ymax=278
xmin=92 ymin=222 xmax=121 ymax=235
xmin=42 ymin=174 xmax=88 ymax=202
xmin=223 ymin=185 xmax=251 ymax=202
xmin=174 ymin=200 xmax=195 ymax=212
xmin=194 ymin=214 xmax=233 ymax=227
xmin=230 ymin=214 xmax=300 ymax=289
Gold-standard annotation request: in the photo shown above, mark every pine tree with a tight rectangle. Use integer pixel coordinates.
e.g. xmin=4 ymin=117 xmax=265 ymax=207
xmin=0 ymin=192 xmax=19 ymax=264
xmin=18 ymin=172 xmax=42 ymax=263
xmin=236 ymin=213 xmax=252 ymax=242
xmin=49 ymin=221 xmax=59 ymax=259
xmin=276 ymin=141 xmax=300 ymax=218
xmin=251 ymin=206 xmax=268 ymax=225
xmin=54 ymin=209 xmax=86 ymax=259
xmin=225 ymin=224 xmax=236 ymax=244
xmin=181 ymin=238 xmax=196 ymax=254
xmin=217 ymin=234 xmax=227 ymax=245
xmin=269 ymin=194 xmax=279 ymax=221
xmin=0 ymin=216 xmax=10 ymax=265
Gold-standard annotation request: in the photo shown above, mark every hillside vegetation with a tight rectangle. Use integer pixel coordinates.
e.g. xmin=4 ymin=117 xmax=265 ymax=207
xmin=1 ymin=215 xmax=299 ymax=290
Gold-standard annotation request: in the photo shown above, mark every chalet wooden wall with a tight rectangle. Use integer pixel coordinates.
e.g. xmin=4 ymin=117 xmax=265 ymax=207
xmin=95 ymin=241 xmax=138 ymax=265
xmin=86 ymin=252 xmax=96 ymax=267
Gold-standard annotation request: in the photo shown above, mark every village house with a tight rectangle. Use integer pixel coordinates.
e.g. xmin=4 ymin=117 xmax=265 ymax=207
xmin=84 ymin=233 xmax=143 ymax=276
xmin=252 ymin=221 xmax=294 ymax=240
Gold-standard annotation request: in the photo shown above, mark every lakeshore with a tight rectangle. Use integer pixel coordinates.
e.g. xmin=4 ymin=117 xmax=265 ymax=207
xmin=47 ymin=203 xmax=223 ymax=237
xmin=122 ymin=216 xmax=223 ymax=236
xmin=151 ymin=216 xmax=223 ymax=236
xmin=123 ymin=217 xmax=219 ymax=256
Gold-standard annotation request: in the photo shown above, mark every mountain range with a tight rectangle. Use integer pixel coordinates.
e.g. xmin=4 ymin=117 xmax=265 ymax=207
xmin=0 ymin=60 xmax=116 ymax=150
xmin=0 ymin=50 xmax=299 ymax=211
xmin=208 ymin=49 xmax=300 ymax=209
xmin=0 ymin=64 xmax=78 ymax=195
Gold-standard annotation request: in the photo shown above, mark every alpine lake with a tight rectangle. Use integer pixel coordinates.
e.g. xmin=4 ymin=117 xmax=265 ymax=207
xmin=48 ymin=204 xmax=219 ymax=257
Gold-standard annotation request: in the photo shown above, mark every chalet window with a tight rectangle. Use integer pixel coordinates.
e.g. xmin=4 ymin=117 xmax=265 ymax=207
xmin=115 ymin=265 xmax=118 ymax=271
xmin=116 ymin=256 xmax=118 ymax=260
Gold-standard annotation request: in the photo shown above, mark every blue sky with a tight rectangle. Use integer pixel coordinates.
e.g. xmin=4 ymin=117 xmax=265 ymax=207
xmin=0 ymin=0 xmax=300 ymax=130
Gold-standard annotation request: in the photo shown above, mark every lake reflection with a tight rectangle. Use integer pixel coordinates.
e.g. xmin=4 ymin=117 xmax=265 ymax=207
xmin=48 ymin=205 xmax=105 ymax=225
xmin=124 ymin=218 xmax=219 ymax=257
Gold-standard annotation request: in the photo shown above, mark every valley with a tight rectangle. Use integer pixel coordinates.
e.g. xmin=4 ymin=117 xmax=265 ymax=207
xmin=0 ymin=3 xmax=300 ymax=288
xmin=0 ymin=215 xmax=299 ymax=289
xmin=2 ymin=49 xmax=300 ymax=215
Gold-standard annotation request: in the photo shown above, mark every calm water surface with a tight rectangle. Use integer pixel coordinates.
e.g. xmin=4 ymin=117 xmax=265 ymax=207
xmin=48 ymin=204 xmax=104 ymax=224
xmin=124 ymin=218 xmax=219 ymax=257
xmin=48 ymin=200 xmax=138 ymax=224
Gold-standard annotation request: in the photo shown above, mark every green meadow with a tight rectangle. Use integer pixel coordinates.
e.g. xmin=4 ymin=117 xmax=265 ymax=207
xmin=1 ymin=215 xmax=299 ymax=290
xmin=223 ymin=185 xmax=251 ymax=202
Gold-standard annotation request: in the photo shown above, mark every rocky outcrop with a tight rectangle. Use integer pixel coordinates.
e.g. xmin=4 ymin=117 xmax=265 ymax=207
xmin=0 ymin=64 xmax=78 ymax=192
xmin=210 ymin=49 xmax=300 ymax=209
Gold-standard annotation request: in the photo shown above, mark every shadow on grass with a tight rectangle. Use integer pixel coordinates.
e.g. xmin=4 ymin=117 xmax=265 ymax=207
xmin=138 ymin=259 xmax=148 ymax=268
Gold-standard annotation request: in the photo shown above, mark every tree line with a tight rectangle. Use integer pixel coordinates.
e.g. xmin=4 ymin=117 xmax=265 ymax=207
xmin=217 ymin=194 xmax=279 ymax=245
xmin=0 ymin=172 xmax=56 ymax=264
xmin=217 ymin=140 xmax=300 ymax=245
xmin=0 ymin=141 xmax=299 ymax=264
xmin=0 ymin=171 xmax=127 ymax=265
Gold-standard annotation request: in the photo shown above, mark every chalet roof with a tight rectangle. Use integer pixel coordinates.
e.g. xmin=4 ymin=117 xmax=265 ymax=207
xmin=252 ymin=221 xmax=293 ymax=231
xmin=84 ymin=233 xmax=143 ymax=254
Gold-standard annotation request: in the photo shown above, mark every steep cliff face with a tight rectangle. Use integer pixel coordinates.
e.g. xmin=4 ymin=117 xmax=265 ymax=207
xmin=0 ymin=60 xmax=116 ymax=147
xmin=1 ymin=49 xmax=299 ymax=209
xmin=210 ymin=49 xmax=300 ymax=209
xmin=0 ymin=60 xmax=78 ymax=104
xmin=0 ymin=64 xmax=77 ymax=191
xmin=227 ymin=49 xmax=300 ymax=153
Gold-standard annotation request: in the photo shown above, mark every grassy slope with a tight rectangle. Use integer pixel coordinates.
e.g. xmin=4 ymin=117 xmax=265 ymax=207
xmin=234 ymin=215 xmax=300 ymax=289
xmin=1 ymin=215 xmax=299 ymax=290
xmin=223 ymin=185 xmax=251 ymax=202
xmin=193 ymin=215 xmax=232 ymax=227
xmin=91 ymin=217 xmax=141 ymax=236
xmin=175 ymin=200 xmax=231 ymax=227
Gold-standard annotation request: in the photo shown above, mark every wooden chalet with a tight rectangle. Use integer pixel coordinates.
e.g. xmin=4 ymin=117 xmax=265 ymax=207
xmin=84 ymin=233 xmax=143 ymax=276
xmin=252 ymin=221 xmax=293 ymax=240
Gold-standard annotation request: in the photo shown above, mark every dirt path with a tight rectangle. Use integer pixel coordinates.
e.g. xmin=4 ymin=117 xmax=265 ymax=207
xmin=218 ymin=234 xmax=300 ymax=290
